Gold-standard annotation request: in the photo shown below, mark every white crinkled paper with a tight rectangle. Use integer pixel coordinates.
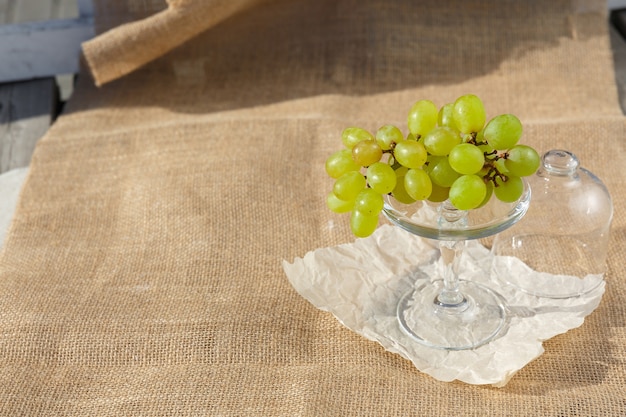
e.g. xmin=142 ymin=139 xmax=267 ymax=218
xmin=282 ymin=224 xmax=604 ymax=387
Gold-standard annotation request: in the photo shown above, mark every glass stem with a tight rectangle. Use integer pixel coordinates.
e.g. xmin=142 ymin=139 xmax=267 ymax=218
xmin=436 ymin=240 xmax=466 ymax=306
xmin=434 ymin=201 xmax=469 ymax=310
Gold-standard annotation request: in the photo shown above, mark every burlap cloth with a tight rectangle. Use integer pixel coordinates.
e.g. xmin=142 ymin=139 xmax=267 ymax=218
xmin=1 ymin=0 xmax=625 ymax=414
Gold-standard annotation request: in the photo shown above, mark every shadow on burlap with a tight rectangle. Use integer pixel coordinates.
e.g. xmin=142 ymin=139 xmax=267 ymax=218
xmin=0 ymin=0 xmax=624 ymax=415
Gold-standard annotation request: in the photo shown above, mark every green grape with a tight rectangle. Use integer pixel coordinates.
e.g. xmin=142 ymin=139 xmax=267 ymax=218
xmin=333 ymin=171 xmax=366 ymax=201
xmin=504 ymin=145 xmax=540 ymax=177
xmin=387 ymin=155 xmax=399 ymax=169
xmin=494 ymin=158 xmax=509 ymax=174
xmin=342 ymin=127 xmax=374 ymax=149
xmin=352 ymin=139 xmax=383 ymax=167
xmin=448 ymin=143 xmax=485 ymax=175
xmin=428 ymin=157 xmax=460 ymax=187
xmin=452 ymin=94 xmax=486 ymax=134
xmin=366 ymin=162 xmax=397 ymax=194
xmin=376 ymin=124 xmax=404 ymax=151
xmin=395 ymin=165 xmax=410 ymax=178
xmin=475 ymin=129 xmax=485 ymax=143
xmin=477 ymin=143 xmax=495 ymax=157
xmin=326 ymin=192 xmax=354 ymax=213
xmin=449 ymin=174 xmax=488 ymax=210
xmin=494 ymin=175 xmax=524 ymax=202
xmin=476 ymin=181 xmax=494 ymax=208
xmin=354 ymin=188 xmax=384 ymax=216
xmin=392 ymin=184 xmax=416 ymax=204
xmin=424 ymin=155 xmax=443 ymax=173
xmin=437 ymin=103 xmax=456 ymax=129
xmin=477 ymin=165 xmax=491 ymax=178
xmin=428 ymin=183 xmax=450 ymax=203
xmin=391 ymin=167 xmax=417 ymax=204
xmin=350 ymin=210 xmax=379 ymax=238
xmin=483 ymin=114 xmax=523 ymax=150
xmin=423 ymin=127 xmax=461 ymax=156
xmin=325 ymin=149 xmax=361 ymax=179
xmin=404 ymin=169 xmax=432 ymax=201
xmin=406 ymin=133 xmax=419 ymax=142
xmin=393 ymin=139 xmax=428 ymax=169
xmin=407 ymin=100 xmax=438 ymax=137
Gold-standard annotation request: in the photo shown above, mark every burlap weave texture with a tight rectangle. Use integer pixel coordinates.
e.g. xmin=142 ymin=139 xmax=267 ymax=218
xmin=82 ymin=0 xmax=265 ymax=86
xmin=1 ymin=0 xmax=625 ymax=415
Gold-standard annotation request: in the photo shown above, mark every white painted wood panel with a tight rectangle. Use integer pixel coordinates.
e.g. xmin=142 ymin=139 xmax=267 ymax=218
xmin=0 ymin=0 xmax=92 ymax=83
xmin=0 ymin=17 xmax=94 ymax=82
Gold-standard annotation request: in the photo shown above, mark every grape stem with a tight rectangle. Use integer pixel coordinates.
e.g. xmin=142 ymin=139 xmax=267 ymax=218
xmin=464 ymin=132 xmax=478 ymax=144
xmin=481 ymin=150 xmax=509 ymax=187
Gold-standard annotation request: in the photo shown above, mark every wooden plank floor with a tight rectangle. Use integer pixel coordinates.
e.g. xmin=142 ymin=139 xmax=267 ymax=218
xmin=0 ymin=79 xmax=59 ymax=172
xmin=0 ymin=0 xmax=78 ymax=174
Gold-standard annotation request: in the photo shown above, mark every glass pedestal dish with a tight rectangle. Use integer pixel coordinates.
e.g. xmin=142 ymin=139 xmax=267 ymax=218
xmin=383 ymin=185 xmax=530 ymax=350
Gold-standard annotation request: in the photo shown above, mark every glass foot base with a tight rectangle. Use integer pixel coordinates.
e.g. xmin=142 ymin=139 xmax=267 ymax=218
xmin=397 ymin=279 xmax=508 ymax=351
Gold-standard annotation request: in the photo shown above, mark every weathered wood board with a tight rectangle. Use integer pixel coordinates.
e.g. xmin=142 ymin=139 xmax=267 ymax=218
xmin=0 ymin=78 xmax=58 ymax=174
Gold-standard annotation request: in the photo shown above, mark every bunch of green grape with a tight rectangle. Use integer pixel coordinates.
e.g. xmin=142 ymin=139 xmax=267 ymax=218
xmin=325 ymin=94 xmax=540 ymax=238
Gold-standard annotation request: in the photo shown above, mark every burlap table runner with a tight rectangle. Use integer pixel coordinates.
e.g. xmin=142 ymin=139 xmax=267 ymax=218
xmin=1 ymin=0 xmax=625 ymax=414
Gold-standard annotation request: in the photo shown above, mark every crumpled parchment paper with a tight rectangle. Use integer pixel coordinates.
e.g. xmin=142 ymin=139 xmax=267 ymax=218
xmin=282 ymin=224 xmax=605 ymax=387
